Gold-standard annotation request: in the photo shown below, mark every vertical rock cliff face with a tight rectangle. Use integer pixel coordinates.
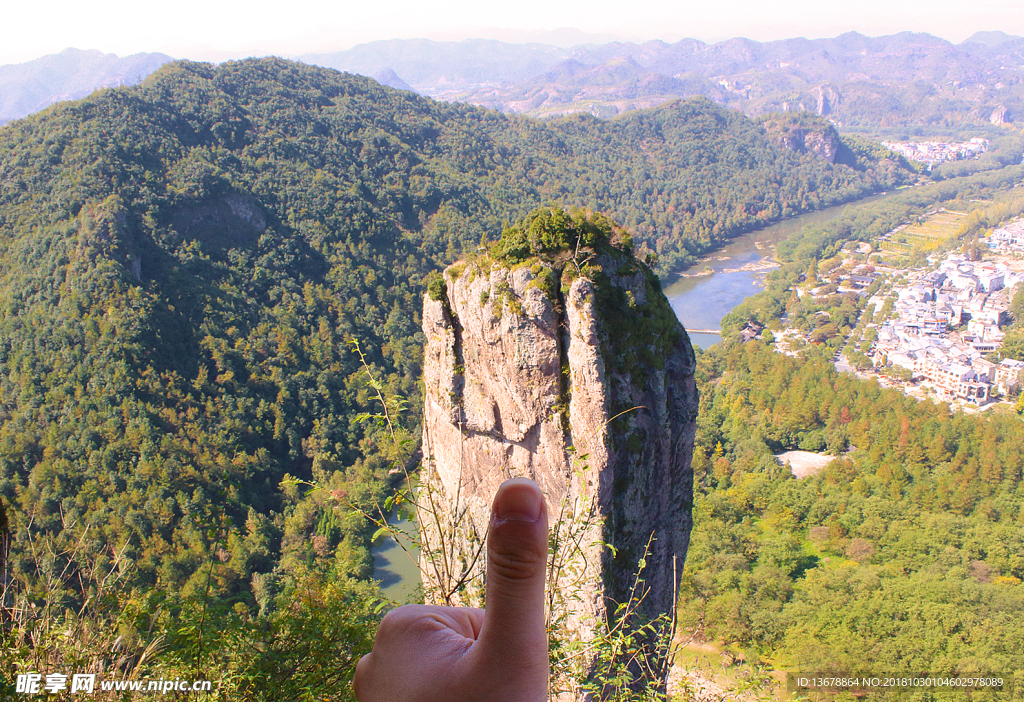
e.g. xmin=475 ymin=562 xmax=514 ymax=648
xmin=420 ymin=208 xmax=697 ymax=690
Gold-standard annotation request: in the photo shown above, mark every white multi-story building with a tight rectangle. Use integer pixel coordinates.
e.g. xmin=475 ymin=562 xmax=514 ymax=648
xmin=995 ymin=359 xmax=1024 ymax=395
xmin=989 ymin=220 xmax=1024 ymax=252
xmin=915 ymin=357 xmax=989 ymax=404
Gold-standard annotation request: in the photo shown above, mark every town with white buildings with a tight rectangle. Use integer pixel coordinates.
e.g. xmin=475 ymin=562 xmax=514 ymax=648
xmin=871 ymin=251 xmax=1023 ymax=405
xmin=882 ymin=138 xmax=990 ymax=168
xmin=771 ymin=216 xmax=1024 ymax=409
xmin=988 ymin=218 xmax=1024 ymax=253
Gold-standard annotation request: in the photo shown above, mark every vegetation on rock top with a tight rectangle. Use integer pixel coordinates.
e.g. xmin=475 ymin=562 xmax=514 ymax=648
xmin=466 ymin=207 xmax=688 ymax=430
xmin=490 ymin=206 xmax=632 ymax=265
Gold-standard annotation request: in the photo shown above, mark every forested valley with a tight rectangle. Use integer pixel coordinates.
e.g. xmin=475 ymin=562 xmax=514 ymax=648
xmin=0 ymin=56 xmax=1011 ymax=698
xmin=682 ymin=340 xmax=1024 ymax=699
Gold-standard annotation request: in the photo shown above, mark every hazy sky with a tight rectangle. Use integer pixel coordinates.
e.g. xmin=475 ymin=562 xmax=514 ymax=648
xmin=4 ymin=0 xmax=1023 ymax=64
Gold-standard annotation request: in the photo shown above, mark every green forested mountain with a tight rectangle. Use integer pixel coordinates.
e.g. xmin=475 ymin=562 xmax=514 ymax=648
xmin=0 ymin=57 xmax=912 ymax=696
xmin=0 ymin=55 xmax=911 ymax=570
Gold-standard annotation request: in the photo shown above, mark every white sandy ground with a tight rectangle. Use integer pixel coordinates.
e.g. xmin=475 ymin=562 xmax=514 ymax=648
xmin=774 ymin=450 xmax=836 ymax=478
xmin=667 ymin=664 xmax=731 ymax=701
xmin=668 ymin=640 xmax=785 ymax=701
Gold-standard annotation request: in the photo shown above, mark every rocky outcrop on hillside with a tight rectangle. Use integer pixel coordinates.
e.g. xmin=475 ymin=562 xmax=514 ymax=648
xmin=815 ymin=85 xmax=840 ymax=116
xmin=419 ymin=208 xmax=697 ymax=694
xmin=763 ymin=114 xmax=841 ymax=163
xmin=168 ymin=192 xmax=267 ymax=252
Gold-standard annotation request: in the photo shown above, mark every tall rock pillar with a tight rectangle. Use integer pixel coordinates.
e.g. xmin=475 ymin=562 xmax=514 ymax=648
xmin=419 ymin=208 xmax=698 ymax=696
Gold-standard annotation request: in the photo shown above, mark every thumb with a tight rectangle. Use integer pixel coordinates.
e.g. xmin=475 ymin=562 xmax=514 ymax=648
xmin=479 ymin=477 xmax=549 ymax=657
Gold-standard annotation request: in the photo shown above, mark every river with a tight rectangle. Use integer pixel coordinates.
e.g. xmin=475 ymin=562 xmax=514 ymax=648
xmin=665 ymin=192 xmax=896 ymax=348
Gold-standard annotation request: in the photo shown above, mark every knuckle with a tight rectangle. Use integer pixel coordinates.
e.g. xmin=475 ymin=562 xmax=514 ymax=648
xmin=488 ymin=542 xmax=543 ymax=582
xmin=376 ymin=604 xmax=421 ymax=636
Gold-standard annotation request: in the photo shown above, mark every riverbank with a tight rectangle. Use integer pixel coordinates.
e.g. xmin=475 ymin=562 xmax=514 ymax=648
xmin=665 ymin=191 xmax=899 ymax=349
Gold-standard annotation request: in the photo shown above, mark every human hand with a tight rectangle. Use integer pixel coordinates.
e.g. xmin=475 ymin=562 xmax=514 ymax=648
xmin=353 ymin=477 xmax=549 ymax=702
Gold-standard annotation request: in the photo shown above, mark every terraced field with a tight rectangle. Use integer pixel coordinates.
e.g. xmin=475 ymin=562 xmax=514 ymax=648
xmin=876 ymin=208 xmax=969 ymax=259
xmin=898 ymin=209 xmax=968 ymax=247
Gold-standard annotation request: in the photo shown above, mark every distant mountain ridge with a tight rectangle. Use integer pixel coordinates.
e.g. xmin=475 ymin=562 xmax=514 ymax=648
xmin=302 ymin=31 xmax=1024 ymax=126
xmin=963 ymin=30 xmax=1021 ymax=48
xmin=0 ymin=48 xmax=172 ymax=124
xmin=301 ymin=38 xmax=567 ymax=90
xmin=3 ymin=32 xmax=1023 ymax=126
